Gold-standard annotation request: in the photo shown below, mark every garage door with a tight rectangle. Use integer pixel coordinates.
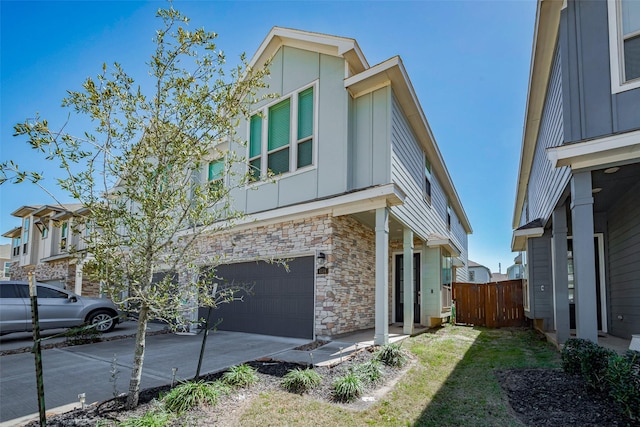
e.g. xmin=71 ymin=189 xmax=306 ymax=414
xmin=199 ymin=256 xmax=314 ymax=339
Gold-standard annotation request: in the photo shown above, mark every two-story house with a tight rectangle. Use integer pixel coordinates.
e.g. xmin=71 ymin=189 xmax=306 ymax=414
xmin=512 ymin=0 xmax=640 ymax=345
xmin=2 ymin=204 xmax=99 ymax=295
xmin=189 ymin=27 xmax=472 ymax=343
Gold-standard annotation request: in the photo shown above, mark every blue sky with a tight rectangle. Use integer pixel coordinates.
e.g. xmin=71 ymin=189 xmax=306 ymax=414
xmin=0 ymin=0 xmax=536 ymax=273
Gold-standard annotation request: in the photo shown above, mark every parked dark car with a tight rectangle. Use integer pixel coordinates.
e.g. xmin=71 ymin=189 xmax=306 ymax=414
xmin=0 ymin=281 xmax=120 ymax=335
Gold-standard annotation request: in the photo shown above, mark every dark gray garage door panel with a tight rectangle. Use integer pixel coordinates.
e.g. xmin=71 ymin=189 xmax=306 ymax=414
xmin=199 ymin=256 xmax=314 ymax=339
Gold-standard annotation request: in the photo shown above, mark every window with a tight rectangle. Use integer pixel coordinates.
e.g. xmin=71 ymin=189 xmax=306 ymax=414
xmin=208 ymin=159 xmax=225 ymax=191
xmin=12 ymin=237 xmax=20 ymax=257
xmin=249 ymin=85 xmax=315 ymax=180
xmin=36 ymin=286 xmax=67 ymax=298
xmin=424 ymin=156 xmax=432 ymax=204
xmin=22 ymin=218 xmax=29 ymax=254
xmin=61 ymin=221 xmax=68 ymax=251
xmin=41 ymin=221 xmax=49 ymax=239
xmin=0 ymin=283 xmax=19 ymax=298
xmin=447 ymin=204 xmax=452 ymax=230
xmin=608 ymin=0 xmax=640 ymax=92
xmin=469 ymin=270 xmax=476 ymax=282
xmin=3 ymin=262 xmax=10 ymax=278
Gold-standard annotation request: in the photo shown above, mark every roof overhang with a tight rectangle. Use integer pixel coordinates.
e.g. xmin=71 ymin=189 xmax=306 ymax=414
xmin=10 ymin=205 xmax=40 ymax=218
xmin=511 ymin=226 xmax=545 ymax=252
xmin=2 ymin=226 xmax=22 ymax=239
xmin=426 ymin=234 xmax=461 ymax=257
xmin=249 ymin=27 xmax=368 ymax=75
xmin=513 ymin=0 xmax=563 ymax=229
xmin=345 ymin=57 xmax=472 ymax=235
xmin=547 ymin=129 xmax=640 ymax=170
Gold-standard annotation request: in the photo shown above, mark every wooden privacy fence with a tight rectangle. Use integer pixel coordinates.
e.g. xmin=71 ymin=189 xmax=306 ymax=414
xmin=452 ymin=280 xmax=526 ymax=328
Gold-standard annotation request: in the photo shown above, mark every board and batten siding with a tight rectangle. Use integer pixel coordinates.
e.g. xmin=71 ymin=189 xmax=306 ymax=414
xmin=231 ymin=46 xmax=350 ymax=214
xmin=526 ymin=230 xmax=554 ymax=330
xmin=389 ymin=94 xmax=468 ymax=267
xmin=523 ymin=45 xmax=571 ymax=227
xmin=347 ymin=86 xmax=391 ymax=191
xmin=606 ymin=181 xmax=640 ymax=339
xmin=560 ymin=0 xmax=640 ymax=142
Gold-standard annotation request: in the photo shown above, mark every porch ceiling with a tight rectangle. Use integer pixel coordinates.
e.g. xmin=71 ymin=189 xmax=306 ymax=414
xmin=591 ymin=162 xmax=640 ymax=213
xmin=350 ymin=211 xmax=417 ymax=241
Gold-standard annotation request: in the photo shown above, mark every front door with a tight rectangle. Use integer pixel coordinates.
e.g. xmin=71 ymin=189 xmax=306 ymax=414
xmin=395 ymin=253 xmax=420 ymax=323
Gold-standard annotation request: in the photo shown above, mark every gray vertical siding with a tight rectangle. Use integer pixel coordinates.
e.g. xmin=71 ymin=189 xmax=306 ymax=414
xmin=527 ymin=231 xmax=554 ymax=330
xmin=561 ymin=0 xmax=640 ymax=142
xmin=525 ymin=45 xmax=571 ymax=226
xmin=389 ymin=94 xmax=468 ymax=268
xmin=606 ymin=181 xmax=640 ymax=339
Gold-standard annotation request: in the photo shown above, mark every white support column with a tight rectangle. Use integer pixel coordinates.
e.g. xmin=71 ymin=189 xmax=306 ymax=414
xmin=374 ymin=207 xmax=389 ymax=345
xmin=552 ymin=204 xmax=570 ymax=345
xmin=74 ymin=261 xmax=83 ymax=295
xmin=570 ymin=172 xmax=598 ymax=343
xmin=403 ymin=228 xmax=414 ymax=335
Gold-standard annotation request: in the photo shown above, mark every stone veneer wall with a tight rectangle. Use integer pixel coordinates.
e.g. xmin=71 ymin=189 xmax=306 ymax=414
xmin=324 ymin=215 xmax=377 ymax=336
xmin=192 ymin=214 xmax=381 ymax=338
xmin=8 ymin=260 xmax=101 ymax=297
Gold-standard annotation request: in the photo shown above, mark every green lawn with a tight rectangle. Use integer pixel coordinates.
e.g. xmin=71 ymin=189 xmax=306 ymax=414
xmin=239 ymin=325 xmax=560 ymax=427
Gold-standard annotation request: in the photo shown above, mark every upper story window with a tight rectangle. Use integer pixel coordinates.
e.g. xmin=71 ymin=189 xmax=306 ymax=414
xmin=248 ymin=84 xmax=316 ymax=181
xmin=608 ymin=0 xmax=640 ymax=92
xmin=447 ymin=203 xmax=452 ymax=230
xmin=208 ymin=158 xmax=225 ymax=191
xmin=22 ymin=218 xmax=29 ymax=254
xmin=12 ymin=237 xmax=20 ymax=257
xmin=61 ymin=221 xmax=68 ymax=251
xmin=424 ymin=156 xmax=432 ymax=204
xmin=41 ymin=220 xmax=49 ymax=239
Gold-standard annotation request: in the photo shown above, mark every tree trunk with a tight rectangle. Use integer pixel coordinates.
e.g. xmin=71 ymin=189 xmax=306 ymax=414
xmin=126 ymin=304 xmax=149 ymax=409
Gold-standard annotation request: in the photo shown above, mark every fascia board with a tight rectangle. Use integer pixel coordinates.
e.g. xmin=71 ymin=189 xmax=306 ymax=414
xmin=345 ymin=57 xmax=472 ymax=234
xmin=511 ymin=226 xmax=544 ymax=252
xmin=546 ymin=129 xmax=640 ymax=169
xmin=249 ymin=27 xmax=367 ymax=73
xmin=513 ymin=0 xmax=562 ymax=229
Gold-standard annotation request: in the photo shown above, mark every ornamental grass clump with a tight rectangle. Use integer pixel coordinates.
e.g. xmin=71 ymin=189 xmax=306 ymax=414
xmin=375 ymin=343 xmax=407 ymax=367
xmin=351 ymin=359 xmax=383 ymax=384
xmin=222 ymin=364 xmax=259 ymax=388
xmin=281 ymin=368 xmax=322 ymax=394
xmin=332 ymin=372 xmax=364 ymax=403
xmin=163 ymin=380 xmax=228 ymax=413
xmin=118 ymin=409 xmax=172 ymax=427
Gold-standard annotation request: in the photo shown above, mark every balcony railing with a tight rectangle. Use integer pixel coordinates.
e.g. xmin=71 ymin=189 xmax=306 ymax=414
xmin=442 ymin=284 xmax=452 ymax=311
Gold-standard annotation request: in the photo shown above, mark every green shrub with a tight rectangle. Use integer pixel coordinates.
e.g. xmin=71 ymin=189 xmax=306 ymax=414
xmin=163 ymin=380 xmax=227 ymax=413
xmin=281 ymin=368 xmax=322 ymax=394
xmin=222 ymin=364 xmax=259 ymax=388
xmin=351 ymin=359 xmax=383 ymax=384
xmin=332 ymin=372 xmax=363 ymax=403
xmin=375 ymin=343 xmax=407 ymax=367
xmin=561 ymin=338 xmax=596 ymax=375
xmin=118 ymin=409 xmax=171 ymax=427
xmin=606 ymin=350 xmax=640 ymax=421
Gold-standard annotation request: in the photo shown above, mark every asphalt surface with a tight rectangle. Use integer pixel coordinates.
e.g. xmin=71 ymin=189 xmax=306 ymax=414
xmin=0 ymin=321 xmax=309 ymax=424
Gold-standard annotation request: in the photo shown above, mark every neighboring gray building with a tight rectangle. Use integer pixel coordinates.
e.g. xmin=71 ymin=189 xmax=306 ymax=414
xmin=512 ymin=0 xmax=640 ymax=344
xmin=468 ymin=260 xmax=492 ymax=283
xmin=193 ymin=27 xmax=472 ymax=342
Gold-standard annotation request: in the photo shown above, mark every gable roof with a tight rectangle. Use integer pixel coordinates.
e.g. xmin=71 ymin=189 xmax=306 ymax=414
xmin=249 ymin=27 xmax=472 ymax=234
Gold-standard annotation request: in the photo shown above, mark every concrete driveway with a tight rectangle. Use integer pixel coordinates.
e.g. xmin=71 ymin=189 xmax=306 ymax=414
xmin=0 ymin=322 xmax=309 ymax=424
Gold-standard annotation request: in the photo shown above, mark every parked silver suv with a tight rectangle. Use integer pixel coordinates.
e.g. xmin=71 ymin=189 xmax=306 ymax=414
xmin=0 ymin=281 xmax=120 ymax=335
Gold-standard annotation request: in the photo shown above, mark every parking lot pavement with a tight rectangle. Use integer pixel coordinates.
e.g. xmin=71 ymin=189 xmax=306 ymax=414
xmin=0 ymin=329 xmax=308 ymax=424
